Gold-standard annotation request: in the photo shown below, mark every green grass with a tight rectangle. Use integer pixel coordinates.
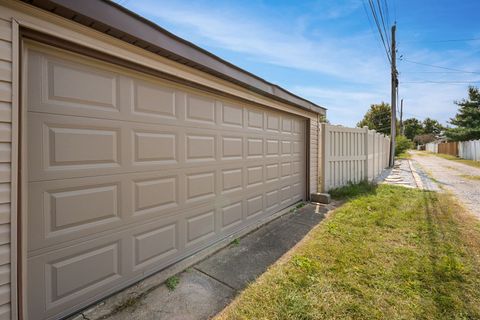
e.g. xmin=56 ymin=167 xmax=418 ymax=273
xmin=431 ymin=153 xmax=480 ymax=169
xmin=216 ymin=185 xmax=480 ymax=320
xmin=328 ymin=180 xmax=377 ymax=200
xmin=165 ymin=275 xmax=180 ymax=291
xmin=459 ymin=174 xmax=480 ymax=181
xmin=396 ymin=151 xmax=412 ymax=159
xmin=230 ymin=238 xmax=241 ymax=246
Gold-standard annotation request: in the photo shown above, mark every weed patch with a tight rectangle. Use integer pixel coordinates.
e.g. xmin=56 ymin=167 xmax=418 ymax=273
xmin=165 ymin=275 xmax=180 ymax=291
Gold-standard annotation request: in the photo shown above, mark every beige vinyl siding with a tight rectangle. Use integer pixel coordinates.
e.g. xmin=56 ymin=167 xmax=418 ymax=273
xmin=0 ymin=15 xmax=12 ymax=320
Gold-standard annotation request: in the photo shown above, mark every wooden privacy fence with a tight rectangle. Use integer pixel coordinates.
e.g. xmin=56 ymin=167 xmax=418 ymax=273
xmin=438 ymin=141 xmax=458 ymax=156
xmin=459 ymin=139 xmax=480 ymax=161
xmin=320 ymin=124 xmax=390 ymax=192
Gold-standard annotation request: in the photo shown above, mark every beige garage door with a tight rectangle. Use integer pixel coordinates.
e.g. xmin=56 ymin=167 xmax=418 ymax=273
xmin=24 ymin=41 xmax=306 ymax=320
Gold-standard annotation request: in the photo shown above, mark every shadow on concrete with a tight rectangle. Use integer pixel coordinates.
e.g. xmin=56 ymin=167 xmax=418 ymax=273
xmin=101 ymin=203 xmax=330 ymax=320
xmin=195 ymin=203 xmax=330 ymax=291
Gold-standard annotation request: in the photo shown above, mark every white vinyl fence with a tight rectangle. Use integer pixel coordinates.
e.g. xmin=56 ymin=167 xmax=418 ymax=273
xmin=458 ymin=139 xmax=480 ymax=161
xmin=425 ymin=142 xmax=438 ymax=153
xmin=320 ymin=124 xmax=391 ymax=192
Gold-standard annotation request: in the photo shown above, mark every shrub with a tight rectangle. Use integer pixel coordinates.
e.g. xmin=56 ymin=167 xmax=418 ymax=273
xmin=395 ymin=135 xmax=413 ymax=156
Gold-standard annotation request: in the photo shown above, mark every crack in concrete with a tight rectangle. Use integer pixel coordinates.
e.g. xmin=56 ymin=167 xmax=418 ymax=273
xmin=193 ymin=267 xmax=237 ymax=291
xmin=289 ymin=220 xmax=319 ymax=228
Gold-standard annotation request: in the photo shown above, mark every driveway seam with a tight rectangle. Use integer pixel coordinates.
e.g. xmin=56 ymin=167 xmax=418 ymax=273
xmin=289 ymin=220 xmax=318 ymax=228
xmin=408 ymin=159 xmax=424 ymax=190
xmin=193 ymin=267 xmax=237 ymax=291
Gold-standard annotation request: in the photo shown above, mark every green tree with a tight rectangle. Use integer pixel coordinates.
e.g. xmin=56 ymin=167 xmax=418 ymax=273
xmin=446 ymin=86 xmax=480 ymax=141
xmin=403 ymin=118 xmax=423 ymax=140
xmin=422 ymin=117 xmax=444 ymax=135
xmin=357 ymin=102 xmax=391 ymax=135
xmin=395 ymin=135 xmax=414 ymax=156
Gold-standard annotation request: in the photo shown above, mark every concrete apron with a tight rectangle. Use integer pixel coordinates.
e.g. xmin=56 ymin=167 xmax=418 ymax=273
xmin=69 ymin=202 xmax=337 ymax=320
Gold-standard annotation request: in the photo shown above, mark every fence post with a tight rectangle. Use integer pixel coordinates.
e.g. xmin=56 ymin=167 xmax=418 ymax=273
xmin=320 ymin=123 xmax=327 ymax=192
xmin=364 ymin=126 xmax=369 ymax=181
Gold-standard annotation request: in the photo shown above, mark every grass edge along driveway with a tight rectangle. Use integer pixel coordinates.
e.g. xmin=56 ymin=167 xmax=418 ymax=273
xmin=422 ymin=152 xmax=480 ymax=169
xmin=216 ymin=184 xmax=480 ymax=320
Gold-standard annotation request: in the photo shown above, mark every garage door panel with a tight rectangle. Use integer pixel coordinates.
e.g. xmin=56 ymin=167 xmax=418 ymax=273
xmin=246 ymin=194 xmax=264 ymax=219
xmin=29 ymin=159 xmax=305 ymax=254
xmin=246 ymin=108 xmax=264 ymax=130
xmin=28 ymin=239 xmax=125 ymax=318
xmin=46 ymin=59 xmax=119 ymax=110
xmin=26 ymin=43 xmax=307 ymax=320
xmin=265 ymin=189 xmax=280 ymax=211
xmin=28 ymin=113 xmax=124 ymax=181
xmin=221 ymin=103 xmax=243 ymax=128
xmin=28 ymin=176 xmax=128 ymax=252
xmin=221 ymin=136 xmax=243 ymax=160
xmin=246 ymin=165 xmax=263 ymax=188
xmin=132 ymin=222 xmax=179 ymax=271
xmin=185 ymin=133 xmax=217 ymax=163
xmin=220 ymin=201 xmax=244 ymax=231
xmin=185 ymin=171 xmax=216 ymax=203
xmin=26 ymin=47 xmax=308 ymax=137
xmin=133 ymin=79 xmax=177 ymax=119
xmin=221 ymin=167 xmax=243 ymax=194
xmin=266 ymin=113 xmax=280 ymax=132
xmin=133 ymin=130 xmax=178 ymax=164
xmin=27 ymin=49 xmax=122 ymax=115
xmin=266 ymin=138 xmax=280 ymax=156
xmin=133 ymin=175 xmax=179 ymax=214
xmin=185 ymin=94 xmax=217 ymax=125
xmin=185 ymin=209 xmax=216 ymax=247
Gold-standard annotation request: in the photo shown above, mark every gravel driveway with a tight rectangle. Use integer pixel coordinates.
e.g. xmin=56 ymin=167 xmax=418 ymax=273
xmin=411 ymin=151 xmax=480 ymax=218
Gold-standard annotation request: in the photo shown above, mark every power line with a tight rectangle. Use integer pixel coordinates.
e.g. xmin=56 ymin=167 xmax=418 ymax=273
xmin=400 ymin=58 xmax=480 ymax=74
xmin=400 ymin=71 xmax=475 ymax=74
xmin=376 ymin=0 xmax=391 ymax=50
xmin=382 ymin=0 xmax=391 ymax=28
xmin=400 ymin=37 xmax=480 ymax=44
xmin=362 ymin=0 xmax=391 ymax=67
xmin=366 ymin=0 xmax=392 ymax=64
xmin=402 ymin=80 xmax=480 ymax=84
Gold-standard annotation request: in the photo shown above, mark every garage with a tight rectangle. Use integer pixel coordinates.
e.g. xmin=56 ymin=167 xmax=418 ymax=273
xmin=0 ymin=1 xmax=326 ymax=319
xmin=24 ymin=41 xmax=307 ymax=319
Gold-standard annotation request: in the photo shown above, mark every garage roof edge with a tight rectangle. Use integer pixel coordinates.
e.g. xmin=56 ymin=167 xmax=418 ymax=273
xmin=22 ymin=0 xmax=326 ymax=114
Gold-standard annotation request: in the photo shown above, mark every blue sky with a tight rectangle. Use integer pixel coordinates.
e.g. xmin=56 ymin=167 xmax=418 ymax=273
xmin=116 ymin=0 xmax=480 ymax=127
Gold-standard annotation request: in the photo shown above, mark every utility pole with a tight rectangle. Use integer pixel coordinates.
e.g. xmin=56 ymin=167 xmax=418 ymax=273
xmin=389 ymin=24 xmax=397 ymax=167
xmin=400 ymin=98 xmax=403 ymax=135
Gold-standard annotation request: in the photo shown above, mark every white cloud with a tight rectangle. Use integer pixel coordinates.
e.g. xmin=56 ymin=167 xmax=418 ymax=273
xmin=123 ymin=1 xmax=478 ymax=127
xmin=128 ymin=1 xmax=389 ymax=84
xmin=292 ymin=86 xmax=389 ymax=125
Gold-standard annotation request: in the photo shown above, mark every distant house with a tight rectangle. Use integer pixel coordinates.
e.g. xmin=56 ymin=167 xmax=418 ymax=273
xmin=0 ymin=1 xmax=327 ymax=319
